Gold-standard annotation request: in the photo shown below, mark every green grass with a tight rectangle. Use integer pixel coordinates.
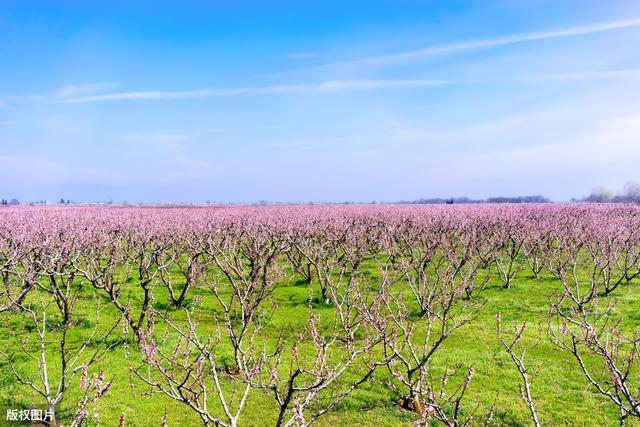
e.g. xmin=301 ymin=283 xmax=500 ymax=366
xmin=1 ymin=259 xmax=638 ymax=427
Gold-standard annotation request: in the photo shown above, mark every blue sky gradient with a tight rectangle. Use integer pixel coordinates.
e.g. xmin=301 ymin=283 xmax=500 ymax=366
xmin=1 ymin=1 xmax=640 ymax=202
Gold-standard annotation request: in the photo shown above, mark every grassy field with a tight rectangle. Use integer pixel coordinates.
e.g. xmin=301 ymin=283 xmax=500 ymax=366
xmin=1 ymin=257 xmax=638 ymax=427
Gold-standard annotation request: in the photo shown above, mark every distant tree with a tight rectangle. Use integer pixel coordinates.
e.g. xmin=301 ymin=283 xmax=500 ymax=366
xmin=8 ymin=198 xmax=19 ymax=205
xmin=455 ymin=196 xmax=472 ymax=203
xmin=587 ymin=186 xmax=613 ymax=203
xmin=622 ymin=180 xmax=640 ymax=202
xmin=405 ymin=195 xmax=548 ymax=204
xmin=487 ymin=195 xmax=550 ymax=204
xmin=59 ymin=198 xmax=66 ymax=204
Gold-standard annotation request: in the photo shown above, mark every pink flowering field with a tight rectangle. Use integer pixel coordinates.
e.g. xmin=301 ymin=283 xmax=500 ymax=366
xmin=1 ymin=204 xmax=639 ymax=426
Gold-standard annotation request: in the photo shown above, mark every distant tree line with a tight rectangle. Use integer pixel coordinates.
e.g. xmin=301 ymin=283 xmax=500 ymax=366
xmin=400 ymin=195 xmax=550 ymax=204
xmin=0 ymin=198 xmax=75 ymax=206
xmin=4 ymin=182 xmax=639 ymax=206
xmin=576 ymin=180 xmax=640 ymax=204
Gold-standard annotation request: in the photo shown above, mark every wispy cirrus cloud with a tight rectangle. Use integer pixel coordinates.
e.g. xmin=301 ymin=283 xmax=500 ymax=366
xmin=61 ymin=79 xmax=453 ymax=103
xmin=125 ymin=131 xmax=194 ymax=146
xmin=58 ymin=68 xmax=640 ymax=104
xmin=503 ymin=69 xmax=640 ymax=82
xmin=446 ymin=112 xmax=640 ymax=179
xmin=54 ymin=82 xmax=118 ymax=98
xmin=5 ymin=82 xmax=120 ymax=104
xmin=122 ymin=131 xmax=214 ymax=180
xmin=285 ymin=17 xmax=640 ymax=72
xmin=64 ymin=88 xmax=253 ymax=103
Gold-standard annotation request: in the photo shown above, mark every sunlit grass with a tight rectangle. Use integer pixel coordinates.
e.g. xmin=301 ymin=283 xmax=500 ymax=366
xmin=1 ymin=259 xmax=638 ymax=426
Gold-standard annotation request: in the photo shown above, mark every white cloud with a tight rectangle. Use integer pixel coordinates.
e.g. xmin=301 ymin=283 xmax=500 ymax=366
xmin=43 ymin=115 xmax=66 ymax=128
xmin=441 ymin=113 xmax=640 ymax=179
xmin=64 ymin=88 xmax=251 ymax=103
xmin=122 ymin=131 xmax=213 ymax=180
xmin=126 ymin=132 xmax=193 ymax=145
xmin=62 ymin=79 xmax=453 ymax=103
xmin=2 ymin=82 xmax=119 ymax=104
xmin=481 ymin=69 xmax=640 ymax=84
xmin=55 ymin=82 xmax=117 ymax=98
xmin=56 ymin=67 xmax=640 ymax=104
xmin=296 ymin=17 xmax=640 ymax=70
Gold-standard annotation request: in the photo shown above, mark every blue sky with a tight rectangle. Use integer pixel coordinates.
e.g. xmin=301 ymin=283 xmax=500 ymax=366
xmin=1 ymin=1 xmax=640 ymax=203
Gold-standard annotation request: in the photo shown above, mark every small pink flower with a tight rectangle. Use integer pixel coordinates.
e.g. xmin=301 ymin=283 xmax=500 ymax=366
xmin=80 ymin=364 xmax=88 ymax=391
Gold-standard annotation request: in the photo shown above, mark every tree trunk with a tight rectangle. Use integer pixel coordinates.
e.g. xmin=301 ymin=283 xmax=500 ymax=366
xmin=46 ymin=402 xmax=56 ymax=425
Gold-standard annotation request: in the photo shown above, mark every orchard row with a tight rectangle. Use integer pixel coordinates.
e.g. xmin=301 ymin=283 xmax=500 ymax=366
xmin=0 ymin=205 xmax=638 ymax=426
